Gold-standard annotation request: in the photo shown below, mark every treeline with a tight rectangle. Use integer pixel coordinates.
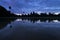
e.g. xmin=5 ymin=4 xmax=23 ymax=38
xmin=19 ymin=12 xmax=60 ymax=18
xmin=0 ymin=5 xmax=60 ymax=18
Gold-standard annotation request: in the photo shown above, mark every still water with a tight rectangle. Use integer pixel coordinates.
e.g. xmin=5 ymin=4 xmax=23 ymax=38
xmin=0 ymin=18 xmax=60 ymax=40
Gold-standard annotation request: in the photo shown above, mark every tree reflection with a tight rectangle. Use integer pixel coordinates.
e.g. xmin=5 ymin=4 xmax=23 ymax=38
xmin=18 ymin=18 xmax=60 ymax=23
xmin=0 ymin=18 xmax=16 ymax=29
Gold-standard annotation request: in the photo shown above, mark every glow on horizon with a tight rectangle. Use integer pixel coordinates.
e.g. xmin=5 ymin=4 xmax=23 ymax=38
xmin=14 ymin=11 xmax=60 ymax=15
xmin=54 ymin=12 xmax=60 ymax=15
xmin=15 ymin=13 xmax=22 ymax=15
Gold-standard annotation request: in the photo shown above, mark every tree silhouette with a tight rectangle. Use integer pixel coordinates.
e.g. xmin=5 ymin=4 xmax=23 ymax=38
xmin=0 ymin=5 xmax=18 ymax=17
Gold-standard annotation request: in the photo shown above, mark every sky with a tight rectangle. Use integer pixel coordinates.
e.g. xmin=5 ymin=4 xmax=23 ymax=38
xmin=0 ymin=0 xmax=60 ymax=14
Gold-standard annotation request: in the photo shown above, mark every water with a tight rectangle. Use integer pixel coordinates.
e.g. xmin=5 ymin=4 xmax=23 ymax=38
xmin=0 ymin=18 xmax=60 ymax=40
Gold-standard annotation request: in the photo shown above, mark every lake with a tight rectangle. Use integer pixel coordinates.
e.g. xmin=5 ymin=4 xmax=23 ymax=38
xmin=0 ymin=18 xmax=60 ymax=40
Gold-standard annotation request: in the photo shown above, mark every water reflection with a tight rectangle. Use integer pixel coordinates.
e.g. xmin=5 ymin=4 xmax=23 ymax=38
xmin=0 ymin=18 xmax=60 ymax=40
xmin=0 ymin=18 xmax=16 ymax=29
xmin=0 ymin=18 xmax=60 ymax=30
xmin=16 ymin=18 xmax=60 ymax=23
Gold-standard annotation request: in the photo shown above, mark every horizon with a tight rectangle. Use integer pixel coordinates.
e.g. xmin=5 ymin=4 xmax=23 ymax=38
xmin=15 ymin=11 xmax=60 ymax=15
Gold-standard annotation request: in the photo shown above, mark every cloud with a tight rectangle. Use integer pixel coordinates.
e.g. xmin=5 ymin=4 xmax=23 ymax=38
xmin=0 ymin=0 xmax=60 ymax=13
xmin=44 ymin=7 xmax=60 ymax=9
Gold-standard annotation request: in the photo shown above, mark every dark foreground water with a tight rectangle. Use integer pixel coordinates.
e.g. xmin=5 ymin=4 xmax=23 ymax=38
xmin=0 ymin=18 xmax=60 ymax=40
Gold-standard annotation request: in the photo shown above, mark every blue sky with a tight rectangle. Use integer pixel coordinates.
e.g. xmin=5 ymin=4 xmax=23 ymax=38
xmin=0 ymin=0 xmax=60 ymax=14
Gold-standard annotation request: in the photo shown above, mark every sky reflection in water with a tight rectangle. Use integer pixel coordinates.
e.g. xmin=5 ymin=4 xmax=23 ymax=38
xmin=0 ymin=18 xmax=60 ymax=40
